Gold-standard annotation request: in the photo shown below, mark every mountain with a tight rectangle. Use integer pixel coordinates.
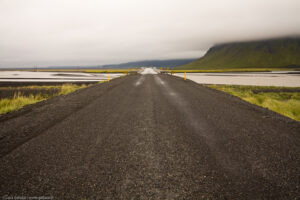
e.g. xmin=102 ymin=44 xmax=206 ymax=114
xmin=179 ymin=37 xmax=300 ymax=69
xmin=45 ymin=59 xmax=197 ymax=69
xmin=100 ymin=59 xmax=197 ymax=69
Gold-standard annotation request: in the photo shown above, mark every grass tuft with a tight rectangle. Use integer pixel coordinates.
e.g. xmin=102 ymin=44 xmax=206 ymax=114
xmin=0 ymin=94 xmax=44 ymax=114
xmin=59 ymin=84 xmax=87 ymax=95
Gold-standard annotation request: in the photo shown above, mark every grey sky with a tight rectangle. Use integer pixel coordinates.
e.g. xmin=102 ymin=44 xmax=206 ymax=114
xmin=1 ymin=0 xmax=300 ymax=68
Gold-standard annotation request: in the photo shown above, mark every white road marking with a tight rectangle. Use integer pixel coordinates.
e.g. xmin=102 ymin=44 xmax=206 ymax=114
xmin=135 ymin=76 xmax=145 ymax=86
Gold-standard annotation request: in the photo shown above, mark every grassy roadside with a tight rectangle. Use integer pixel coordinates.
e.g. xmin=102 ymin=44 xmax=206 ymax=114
xmin=209 ymin=85 xmax=300 ymax=121
xmin=0 ymin=84 xmax=90 ymax=114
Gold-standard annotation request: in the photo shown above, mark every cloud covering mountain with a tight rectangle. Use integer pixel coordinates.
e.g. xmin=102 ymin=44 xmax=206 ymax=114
xmin=1 ymin=0 xmax=300 ymax=67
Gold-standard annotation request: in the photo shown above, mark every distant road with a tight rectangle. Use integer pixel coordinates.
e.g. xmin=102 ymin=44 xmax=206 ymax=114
xmin=0 ymin=73 xmax=299 ymax=199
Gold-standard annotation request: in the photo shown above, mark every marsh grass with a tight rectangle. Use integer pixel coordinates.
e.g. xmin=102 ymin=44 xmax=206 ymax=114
xmin=209 ymin=85 xmax=300 ymax=121
xmin=0 ymin=83 xmax=89 ymax=114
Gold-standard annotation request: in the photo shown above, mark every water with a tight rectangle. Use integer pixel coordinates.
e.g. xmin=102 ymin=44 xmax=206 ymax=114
xmin=174 ymin=72 xmax=300 ymax=87
xmin=0 ymin=71 xmax=123 ymax=82
xmin=1 ymin=70 xmax=299 ymax=87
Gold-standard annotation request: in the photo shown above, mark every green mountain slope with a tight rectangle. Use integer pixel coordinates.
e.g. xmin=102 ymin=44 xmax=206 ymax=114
xmin=180 ymin=37 xmax=300 ymax=69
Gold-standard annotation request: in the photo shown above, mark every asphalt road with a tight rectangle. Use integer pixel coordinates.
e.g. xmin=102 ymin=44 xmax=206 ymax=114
xmin=0 ymin=74 xmax=299 ymax=199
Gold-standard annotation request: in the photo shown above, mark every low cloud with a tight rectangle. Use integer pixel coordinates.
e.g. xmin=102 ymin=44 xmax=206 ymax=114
xmin=0 ymin=0 xmax=300 ymax=67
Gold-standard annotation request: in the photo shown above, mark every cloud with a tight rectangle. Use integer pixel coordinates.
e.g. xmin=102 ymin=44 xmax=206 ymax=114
xmin=0 ymin=0 xmax=300 ymax=67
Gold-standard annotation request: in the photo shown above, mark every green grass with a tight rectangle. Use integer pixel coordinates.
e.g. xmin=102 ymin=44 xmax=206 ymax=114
xmin=0 ymin=84 xmax=89 ymax=114
xmin=209 ymin=85 xmax=300 ymax=121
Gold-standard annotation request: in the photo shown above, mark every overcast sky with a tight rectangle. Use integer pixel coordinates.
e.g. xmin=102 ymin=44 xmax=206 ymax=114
xmin=1 ymin=0 xmax=300 ymax=68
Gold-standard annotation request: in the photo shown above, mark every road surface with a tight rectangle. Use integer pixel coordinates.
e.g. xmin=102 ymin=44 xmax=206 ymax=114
xmin=0 ymin=73 xmax=299 ymax=199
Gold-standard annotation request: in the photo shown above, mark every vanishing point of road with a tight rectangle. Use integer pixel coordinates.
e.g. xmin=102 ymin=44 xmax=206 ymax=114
xmin=1 ymin=69 xmax=299 ymax=199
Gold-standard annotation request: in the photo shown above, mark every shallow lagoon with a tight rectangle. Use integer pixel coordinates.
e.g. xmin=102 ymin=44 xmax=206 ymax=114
xmin=0 ymin=71 xmax=123 ymax=82
xmin=174 ymin=72 xmax=300 ymax=87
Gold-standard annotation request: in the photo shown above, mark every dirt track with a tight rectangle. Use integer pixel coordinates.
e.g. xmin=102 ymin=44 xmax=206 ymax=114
xmin=0 ymin=74 xmax=299 ymax=199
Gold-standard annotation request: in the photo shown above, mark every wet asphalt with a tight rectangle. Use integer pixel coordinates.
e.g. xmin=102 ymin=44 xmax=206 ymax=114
xmin=0 ymin=74 xmax=299 ymax=199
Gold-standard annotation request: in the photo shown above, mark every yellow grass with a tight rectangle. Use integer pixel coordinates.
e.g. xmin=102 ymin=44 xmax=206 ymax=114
xmin=0 ymin=94 xmax=44 ymax=114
